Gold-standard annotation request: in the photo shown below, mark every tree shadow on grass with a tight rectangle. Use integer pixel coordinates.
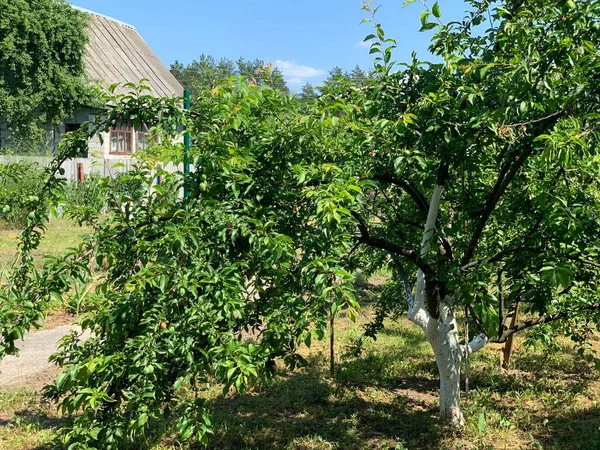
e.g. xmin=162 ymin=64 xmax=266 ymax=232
xmin=333 ymin=323 xmax=439 ymax=392
xmin=0 ymin=408 xmax=65 ymax=450
xmin=530 ymin=405 xmax=600 ymax=450
xmin=199 ymin=372 xmax=443 ymax=450
xmin=467 ymin=344 xmax=597 ymax=402
xmin=1 ymin=408 xmax=64 ymax=429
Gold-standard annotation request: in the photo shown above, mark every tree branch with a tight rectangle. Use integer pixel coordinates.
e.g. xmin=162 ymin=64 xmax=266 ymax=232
xmin=492 ymin=303 xmax=600 ymax=343
xmin=373 ymin=172 xmax=428 ymax=215
xmin=351 ymin=211 xmax=431 ymax=274
xmin=462 ymin=332 xmax=489 ymax=356
xmin=409 ymin=166 xmax=448 ymax=330
xmin=461 ymin=213 xmax=544 ymax=271
xmin=461 ymin=246 xmax=542 ymax=271
xmin=374 ymin=172 xmax=454 ymax=261
xmin=461 ymin=147 xmax=534 ymax=266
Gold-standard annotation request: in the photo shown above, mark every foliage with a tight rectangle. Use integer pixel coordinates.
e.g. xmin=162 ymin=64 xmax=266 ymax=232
xmin=62 ymin=173 xmax=106 ymax=224
xmin=350 ymin=0 xmax=600 ymax=341
xmin=0 ymin=162 xmax=46 ymax=229
xmin=0 ymin=0 xmax=92 ymax=152
xmin=3 ymin=0 xmax=600 ymax=444
xmin=1 ymin=84 xmax=358 ymax=449
xmin=301 ymin=65 xmax=372 ymax=101
xmin=1 ymin=314 xmax=599 ymax=450
xmin=170 ymin=54 xmax=289 ymax=98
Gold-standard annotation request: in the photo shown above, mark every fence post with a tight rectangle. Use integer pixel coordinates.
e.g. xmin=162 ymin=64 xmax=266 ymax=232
xmin=183 ymin=89 xmax=191 ymax=199
xmin=77 ymin=163 xmax=85 ymax=183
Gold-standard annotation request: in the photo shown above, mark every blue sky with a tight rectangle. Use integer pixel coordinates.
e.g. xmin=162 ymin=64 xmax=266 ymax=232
xmin=70 ymin=0 xmax=469 ymax=90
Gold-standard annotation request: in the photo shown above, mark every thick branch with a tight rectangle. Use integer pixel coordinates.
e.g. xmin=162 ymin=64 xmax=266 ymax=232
xmin=373 ymin=172 xmax=428 ymax=215
xmin=375 ymin=172 xmax=454 ymax=261
xmin=352 ymin=211 xmax=431 ymax=274
xmin=461 ymin=246 xmax=542 ymax=271
xmin=462 ymin=332 xmax=489 ymax=356
xmin=461 ymin=214 xmax=544 ymax=271
xmin=564 ymin=256 xmax=600 ymax=269
xmin=461 ymin=147 xmax=534 ymax=266
xmin=409 ymin=167 xmax=448 ymax=330
xmin=492 ymin=303 xmax=600 ymax=343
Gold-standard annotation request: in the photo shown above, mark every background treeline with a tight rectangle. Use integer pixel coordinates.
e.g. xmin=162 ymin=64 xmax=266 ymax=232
xmin=169 ymin=54 xmax=372 ymax=99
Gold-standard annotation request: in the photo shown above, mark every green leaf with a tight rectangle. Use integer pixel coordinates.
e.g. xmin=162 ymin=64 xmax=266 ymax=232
xmin=227 ymin=367 xmax=236 ymax=381
xmin=420 ymin=22 xmax=437 ymax=31
xmin=478 ymin=411 xmax=487 ymax=433
xmin=138 ymin=412 xmax=149 ymax=427
xmin=432 ymin=2 xmax=441 ymax=18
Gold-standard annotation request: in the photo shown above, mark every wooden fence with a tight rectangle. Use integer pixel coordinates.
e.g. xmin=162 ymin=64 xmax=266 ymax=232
xmin=0 ymin=156 xmax=183 ymax=182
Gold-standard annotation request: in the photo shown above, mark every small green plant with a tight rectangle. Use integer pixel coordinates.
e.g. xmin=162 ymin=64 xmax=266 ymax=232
xmin=64 ymin=280 xmax=101 ymax=315
xmin=477 ymin=410 xmax=487 ymax=434
xmin=352 ymin=270 xmax=368 ymax=288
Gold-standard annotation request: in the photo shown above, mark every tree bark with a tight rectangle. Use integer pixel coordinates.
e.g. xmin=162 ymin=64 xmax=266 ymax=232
xmin=405 ymin=180 xmax=488 ymax=427
xmin=426 ymin=303 xmax=465 ymax=427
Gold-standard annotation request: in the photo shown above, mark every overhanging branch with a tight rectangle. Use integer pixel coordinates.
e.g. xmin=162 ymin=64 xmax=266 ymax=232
xmin=461 ymin=147 xmax=534 ymax=266
xmin=351 ymin=211 xmax=432 ymax=274
xmin=491 ymin=303 xmax=600 ymax=343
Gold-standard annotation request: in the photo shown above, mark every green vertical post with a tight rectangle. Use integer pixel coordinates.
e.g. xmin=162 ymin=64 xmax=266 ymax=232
xmin=183 ymin=89 xmax=191 ymax=199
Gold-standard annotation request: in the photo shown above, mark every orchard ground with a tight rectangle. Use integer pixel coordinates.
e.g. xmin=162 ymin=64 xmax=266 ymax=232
xmin=0 ymin=221 xmax=599 ymax=449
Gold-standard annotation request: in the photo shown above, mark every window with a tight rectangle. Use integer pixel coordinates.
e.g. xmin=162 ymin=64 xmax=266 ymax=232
xmin=64 ymin=123 xmax=80 ymax=132
xmin=136 ymin=123 xmax=158 ymax=151
xmin=110 ymin=120 xmax=133 ymax=154
xmin=136 ymin=122 xmax=150 ymax=151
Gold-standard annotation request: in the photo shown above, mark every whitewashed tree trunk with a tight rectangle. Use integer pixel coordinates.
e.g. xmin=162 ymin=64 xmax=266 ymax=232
xmin=405 ymin=183 xmax=488 ymax=427
xmin=428 ymin=305 xmax=464 ymax=426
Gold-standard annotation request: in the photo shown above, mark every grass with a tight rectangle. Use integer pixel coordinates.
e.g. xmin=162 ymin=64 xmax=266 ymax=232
xmin=1 ymin=306 xmax=599 ymax=450
xmin=0 ymin=218 xmax=90 ymax=274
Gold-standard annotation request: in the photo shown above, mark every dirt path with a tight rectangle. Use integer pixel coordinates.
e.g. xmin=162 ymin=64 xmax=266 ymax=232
xmin=0 ymin=325 xmax=86 ymax=390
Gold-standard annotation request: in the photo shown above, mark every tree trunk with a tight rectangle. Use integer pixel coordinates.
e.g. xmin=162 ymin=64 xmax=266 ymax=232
xmin=404 ymin=181 xmax=487 ymax=428
xmin=427 ymin=310 xmax=465 ymax=427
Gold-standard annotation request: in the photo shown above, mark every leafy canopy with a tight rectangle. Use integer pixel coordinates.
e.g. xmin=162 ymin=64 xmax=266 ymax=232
xmin=0 ymin=0 xmax=91 ymax=152
xmin=2 ymin=0 xmax=600 ymax=446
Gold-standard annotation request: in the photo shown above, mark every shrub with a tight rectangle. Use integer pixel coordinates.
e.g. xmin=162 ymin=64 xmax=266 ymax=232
xmin=0 ymin=162 xmax=45 ymax=229
xmin=62 ymin=173 xmax=106 ymax=224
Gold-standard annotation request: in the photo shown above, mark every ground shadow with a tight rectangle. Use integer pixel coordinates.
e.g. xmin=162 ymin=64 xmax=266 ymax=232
xmin=198 ymin=372 xmax=442 ymax=450
xmin=468 ymin=344 xmax=597 ymax=401
xmin=531 ymin=404 xmax=600 ymax=450
xmin=0 ymin=407 xmax=65 ymax=450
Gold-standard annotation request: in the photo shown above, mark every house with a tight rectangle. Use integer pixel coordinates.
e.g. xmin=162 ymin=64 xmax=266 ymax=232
xmin=0 ymin=6 xmax=184 ymax=180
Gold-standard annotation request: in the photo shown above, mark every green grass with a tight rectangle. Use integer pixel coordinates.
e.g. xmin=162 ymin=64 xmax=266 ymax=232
xmin=0 ymin=218 xmax=89 ymax=274
xmin=1 ymin=308 xmax=599 ymax=450
xmin=0 ymin=390 xmax=59 ymax=450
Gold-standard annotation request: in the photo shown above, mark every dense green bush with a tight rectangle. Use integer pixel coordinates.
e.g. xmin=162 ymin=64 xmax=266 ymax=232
xmin=0 ymin=162 xmax=46 ymax=229
xmin=62 ymin=173 xmax=106 ymax=224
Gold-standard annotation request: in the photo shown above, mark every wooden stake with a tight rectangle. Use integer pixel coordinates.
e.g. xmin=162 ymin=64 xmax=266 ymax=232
xmin=501 ymin=302 xmax=520 ymax=371
xmin=329 ymin=312 xmax=335 ymax=375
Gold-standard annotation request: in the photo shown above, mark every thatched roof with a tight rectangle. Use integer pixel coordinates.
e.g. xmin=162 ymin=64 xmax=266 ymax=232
xmin=73 ymin=6 xmax=184 ymax=98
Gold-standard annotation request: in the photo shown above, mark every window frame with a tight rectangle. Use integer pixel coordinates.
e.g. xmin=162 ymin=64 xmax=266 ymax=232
xmin=109 ymin=120 xmax=134 ymax=155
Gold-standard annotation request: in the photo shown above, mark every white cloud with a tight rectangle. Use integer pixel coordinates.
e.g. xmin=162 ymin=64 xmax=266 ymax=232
xmin=273 ymin=60 xmax=326 ymax=86
xmin=355 ymin=40 xmax=371 ymax=49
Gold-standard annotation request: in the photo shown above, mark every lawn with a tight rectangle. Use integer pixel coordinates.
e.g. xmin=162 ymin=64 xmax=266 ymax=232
xmin=0 ymin=306 xmax=599 ymax=450
xmin=0 ymin=219 xmax=90 ymax=274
